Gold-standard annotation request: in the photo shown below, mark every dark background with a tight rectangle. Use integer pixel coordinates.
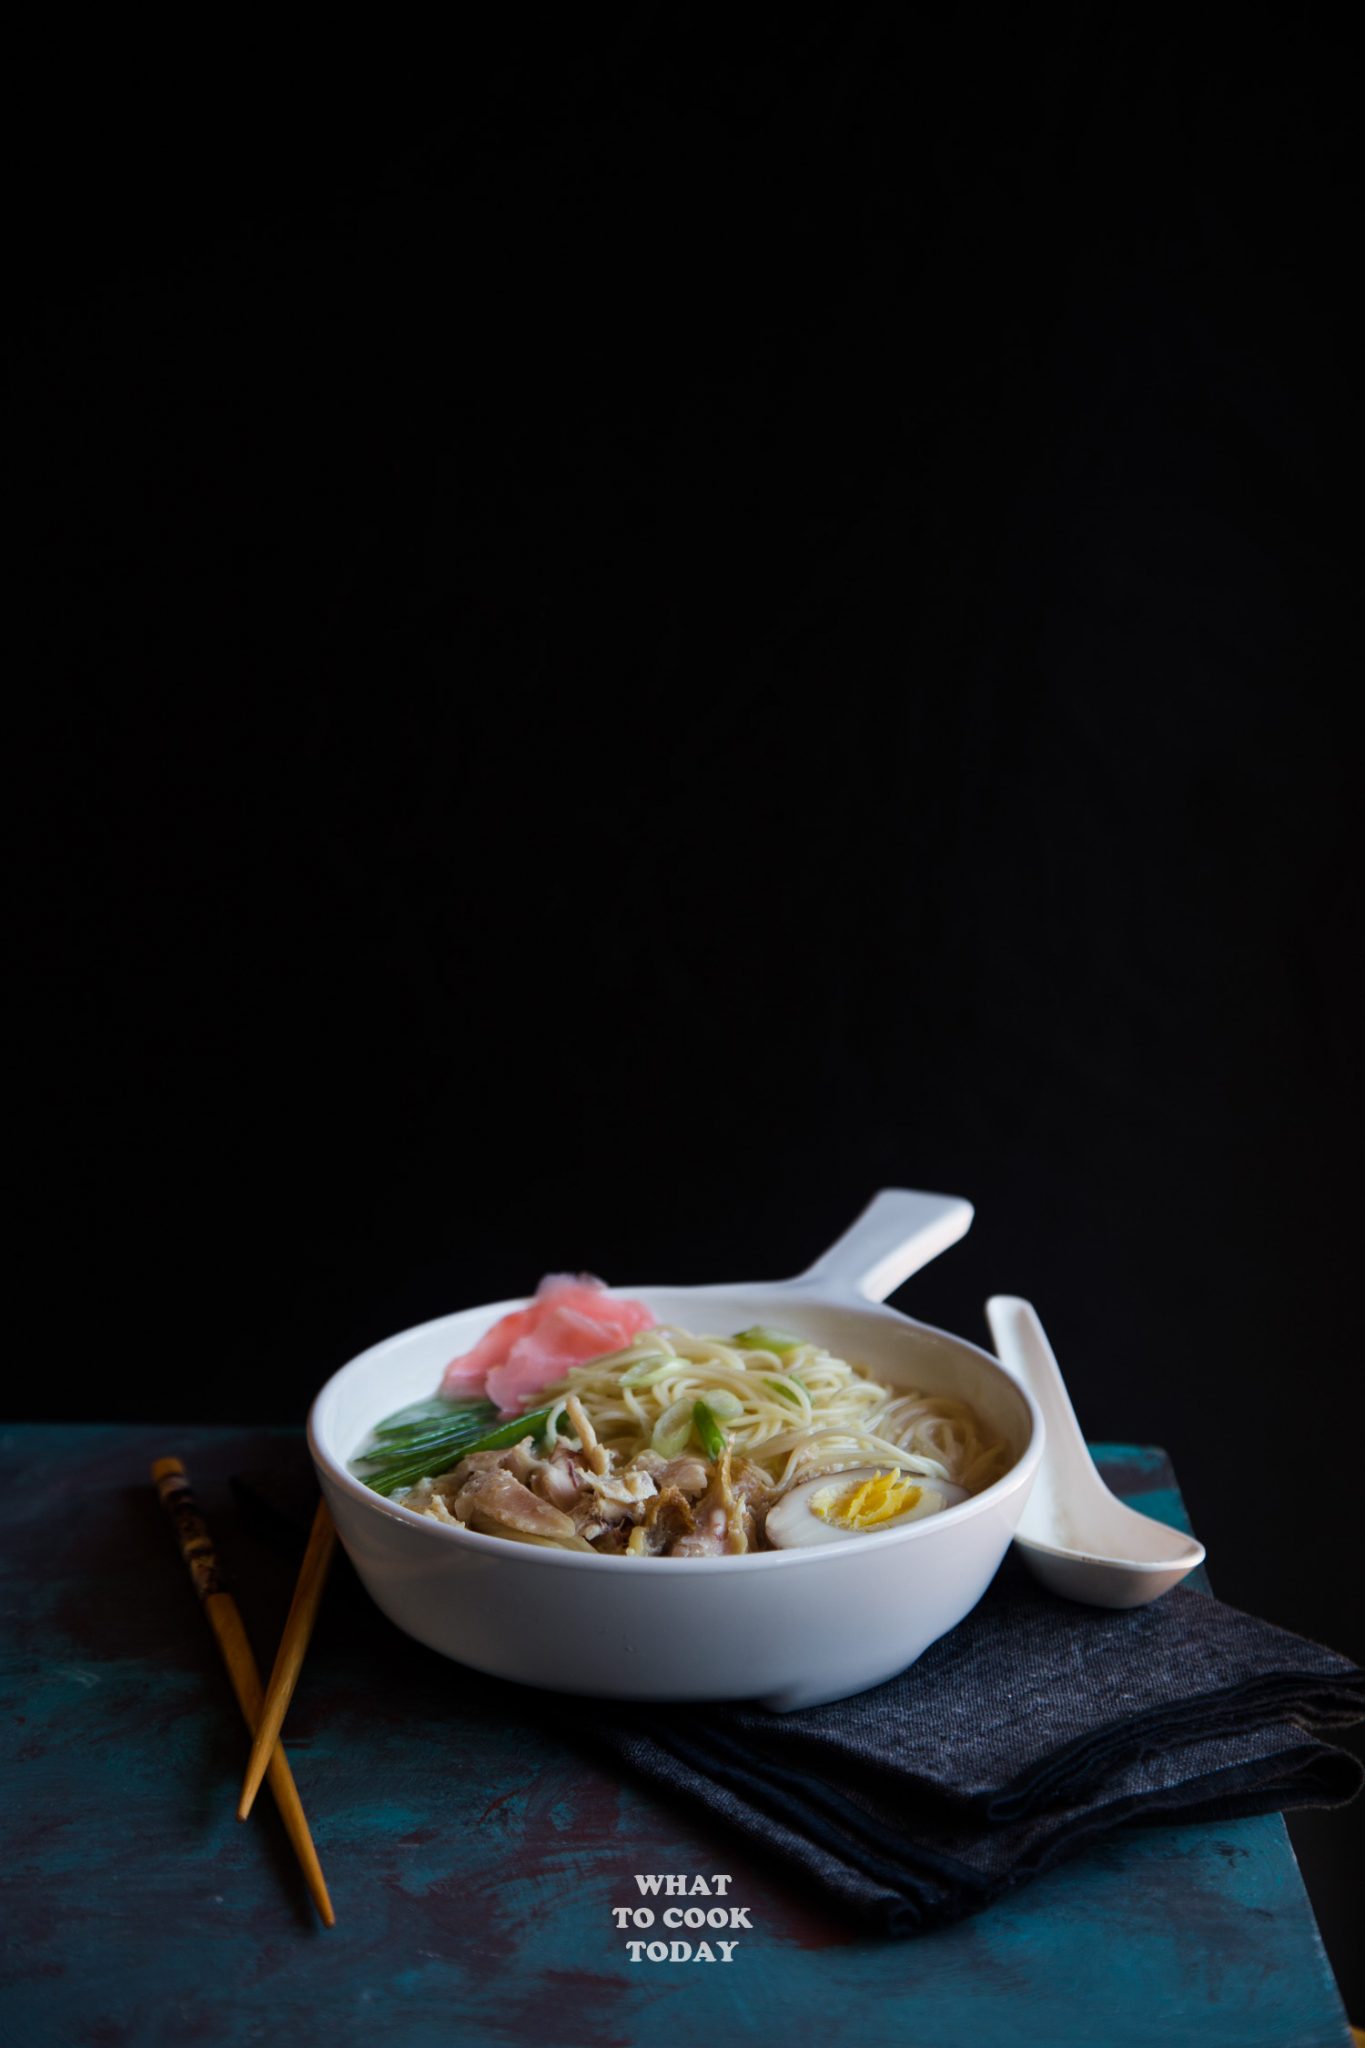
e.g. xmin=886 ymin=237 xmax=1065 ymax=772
xmin=18 ymin=9 xmax=1362 ymax=2013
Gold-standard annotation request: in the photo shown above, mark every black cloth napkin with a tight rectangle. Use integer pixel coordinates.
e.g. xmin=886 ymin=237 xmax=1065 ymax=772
xmin=232 ymin=1450 xmax=1365 ymax=1935
xmin=591 ymin=1553 xmax=1365 ymax=1931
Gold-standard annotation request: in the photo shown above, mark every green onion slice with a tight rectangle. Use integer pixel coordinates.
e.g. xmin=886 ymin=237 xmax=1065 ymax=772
xmin=651 ymin=1397 xmax=694 ymax=1459
xmin=703 ymin=1388 xmax=744 ymax=1420
xmin=692 ymin=1399 xmax=726 ymax=1461
xmin=619 ymin=1352 xmax=675 ymax=1387
xmin=731 ymin=1325 xmax=803 ymax=1355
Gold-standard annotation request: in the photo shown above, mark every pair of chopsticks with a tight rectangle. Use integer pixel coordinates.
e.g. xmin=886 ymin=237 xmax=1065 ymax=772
xmin=153 ymin=1458 xmax=337 ymax=1926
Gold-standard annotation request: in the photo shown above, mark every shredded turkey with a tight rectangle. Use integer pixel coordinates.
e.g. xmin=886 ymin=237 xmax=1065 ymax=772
xmin=531 ymin=1447 xmax=584 ymax=1510
xmin=401 ymin=1425 xmax=771 ymax=1555
xmin=447 ymin=1440 xmax=541 ymax=1489
xmin=637 ymin=1484 xmax=697 ymax=1554
xmin=581 ymin=1466 xmax=658 ymax=1508
xmin=450 ymin=1466 xmax=576 ymax=1541
xmin=667 ymin=1450 xmax=773 ymax=1556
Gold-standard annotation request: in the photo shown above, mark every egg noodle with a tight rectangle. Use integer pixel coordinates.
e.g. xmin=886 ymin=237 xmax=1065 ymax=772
xmin=539 ymin=1326 xmax=1007 ymax=1494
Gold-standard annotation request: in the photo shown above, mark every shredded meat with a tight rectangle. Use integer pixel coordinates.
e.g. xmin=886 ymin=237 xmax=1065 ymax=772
xmin=669 ymin=1448 xmax=745 ymax=1555
xmin=404 ymin=1425 xmax=774 ymax=1556
xmin=728 ymin=1457 xmax=775 ymax=1549
xmin=451 ymin=1467 xmax=576 ymax=1541
xmin=663 ymin=1451 xmax=775 ymax=1556
xmin=569 ymin=1491 xmax=620 ymax=1541
xmin=564 ymin=1393 xmax=609 ymax=1475
xmin=582 ymin=1466 xmax=657 ymax=1509
xmin=531 ymin=1447 xmax=583 ymax=1510
xmin=627 ymin=1448 xmax=668 ymax=1479
xmin=446 ymin=1438 xmax=541 ymax=1490
xmin=622 ymin=1452 xmax=706 ymax=1496
xmin=403 ymin=1479 xmax=460 ymax=1524
xmin=656 ymin=1455 xmax=710 ymax=1498
xmin=636 ymin=1485 xmax=697 ymax=1554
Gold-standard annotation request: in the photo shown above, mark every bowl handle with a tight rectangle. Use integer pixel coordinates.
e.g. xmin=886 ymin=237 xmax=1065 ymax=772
xmin=789 ymin=1188 xmax=974 ymax=1302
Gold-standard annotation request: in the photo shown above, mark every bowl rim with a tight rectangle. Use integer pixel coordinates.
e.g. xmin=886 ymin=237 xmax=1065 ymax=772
xmin=308 ymin=1285 xmax=1045 ymax=1574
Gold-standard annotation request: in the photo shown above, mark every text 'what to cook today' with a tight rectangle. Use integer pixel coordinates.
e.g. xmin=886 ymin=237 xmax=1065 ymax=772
xmin=613 ymin=1874 xmax=752 ymax=1964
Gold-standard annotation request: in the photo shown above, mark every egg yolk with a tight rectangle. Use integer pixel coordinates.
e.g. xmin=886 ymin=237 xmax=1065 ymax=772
xmin=814 ymin=1471 xmax=923 ymax=1529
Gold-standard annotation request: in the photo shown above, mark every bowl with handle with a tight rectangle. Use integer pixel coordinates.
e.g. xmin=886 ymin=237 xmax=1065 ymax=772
xmin=308 ymin=1189 xmax=1043 ymax=1710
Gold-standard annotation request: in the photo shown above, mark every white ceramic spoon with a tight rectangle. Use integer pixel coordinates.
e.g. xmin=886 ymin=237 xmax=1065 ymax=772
xmin=985 ymin=1294 xmax=1205 ymax=1608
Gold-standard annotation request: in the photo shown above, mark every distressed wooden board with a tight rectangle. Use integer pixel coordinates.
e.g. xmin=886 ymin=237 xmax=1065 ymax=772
xmin=0 ymin=1427 xmax=1351 ymax=2048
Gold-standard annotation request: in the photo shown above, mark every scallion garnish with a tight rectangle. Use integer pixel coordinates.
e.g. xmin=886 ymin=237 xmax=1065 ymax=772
xmin=619 ymin=1352 xmax=674 ymax=1387
xmin=703 ymin=1388 xmax=744 ymax=1419
xmin=692 ymin=1399 xmax=726 ymax=1461
xmin=651 ymin=1397 xmax=694 ymax=1458
xmin=354 ymin=1401 xmax=557 ymax=1498
xmin=731 ymin=1326 xmax=802 ymax=1355
xmin=368 ymin=1395 xmax=492 ymax=1440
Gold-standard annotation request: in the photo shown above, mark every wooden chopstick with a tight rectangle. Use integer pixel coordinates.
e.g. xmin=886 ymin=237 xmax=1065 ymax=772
xmin=238 ymin=1497 xmax=336 ymax=1822
xmin=152 ymin=1457 xmax=336 ymax=1927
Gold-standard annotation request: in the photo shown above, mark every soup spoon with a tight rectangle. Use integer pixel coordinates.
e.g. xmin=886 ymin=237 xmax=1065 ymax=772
xmin=984 ymin=1295 xmax=1205 ymax=1608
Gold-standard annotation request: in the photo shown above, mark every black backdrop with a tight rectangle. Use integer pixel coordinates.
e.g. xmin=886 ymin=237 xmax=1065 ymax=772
xmin=18 ymin=9 xmax=1362 ymax=2012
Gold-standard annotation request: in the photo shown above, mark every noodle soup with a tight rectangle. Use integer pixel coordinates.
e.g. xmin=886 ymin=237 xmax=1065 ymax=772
xmin=353 ymin=1321 xmax=1008 ymax=1558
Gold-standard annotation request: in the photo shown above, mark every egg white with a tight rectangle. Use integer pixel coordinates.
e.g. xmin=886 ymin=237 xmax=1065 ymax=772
xmin=765 ymin=1466 xmax=968 ymax=1548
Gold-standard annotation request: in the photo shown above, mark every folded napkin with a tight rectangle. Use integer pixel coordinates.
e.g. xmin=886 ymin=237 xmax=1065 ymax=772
xmin=591 ymin=1546 xmax=1365 ymax=1932
xmin=232 ymin=1449 xmax=1364 ymax=1934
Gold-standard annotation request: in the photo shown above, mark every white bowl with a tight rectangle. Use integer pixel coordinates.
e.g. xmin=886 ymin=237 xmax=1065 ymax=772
xmin=308 ymin=1191 xmax=1044 ymax=1711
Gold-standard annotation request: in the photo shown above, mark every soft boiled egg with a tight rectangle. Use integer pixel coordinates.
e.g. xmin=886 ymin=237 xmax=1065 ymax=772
xmin=765 ymin=1466 xmax=968 ymax=1548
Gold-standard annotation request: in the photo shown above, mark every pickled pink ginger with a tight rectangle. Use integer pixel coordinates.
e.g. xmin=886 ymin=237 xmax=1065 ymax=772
xmin=441 ymin=1273 xmax=656 ymax=1414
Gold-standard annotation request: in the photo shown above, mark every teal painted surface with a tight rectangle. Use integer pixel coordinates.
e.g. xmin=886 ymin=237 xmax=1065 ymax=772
xmin=0 ymin=1427 xmax=1350 ymax=2048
